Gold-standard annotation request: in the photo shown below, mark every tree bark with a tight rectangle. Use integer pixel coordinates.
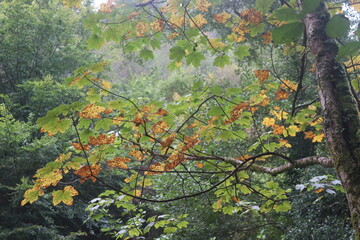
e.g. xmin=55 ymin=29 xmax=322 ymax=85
xmin=302 ymin=2 xmax=360 ymax=238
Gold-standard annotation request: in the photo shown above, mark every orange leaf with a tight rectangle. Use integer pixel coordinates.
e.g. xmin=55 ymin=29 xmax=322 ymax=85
xmin=314 ymin=188 xmax=324 ymax=193
xmin=155 ymin=108 xmax=168 ymax=116
xmin=261 ymin=31 xmax=272 ymax=44
xmin=129 ymin=149 xmax=144 ymax=161
xmin=272 ymin=124 xmax=285 ymax=135
xmin=195 ymin=162 xmax=204 ymax=168
xmin=74 ymin=165 xmax=101 ymax=183
xmin=214 ymin=11 xmax=231 ymax=23
xmin=253 ymin=70 xmax=270 ymax=83
xmin=71 ymin=142 xmax=90 ymax=151
xmin=107 ymin=157 xmax=131 ymax=169
xmin=152 ymin=121 xmax=169 ymax=134
xmin=196 ymin=0 xmax=212 ymax=12
xmin=275 ymin=88 xmax=290 ymax=100
xmin=78 ymin=104 xmax=106 ymax=119
xmin=89 ymin=134 xmax=116 ymax=145
xmin=231 ymin=196 xmax=240 ymax=202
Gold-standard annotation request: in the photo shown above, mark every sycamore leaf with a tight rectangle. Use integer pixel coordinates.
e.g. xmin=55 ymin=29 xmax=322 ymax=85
xmin=52 ymin=186 xmax=79 ymax=206
xmin=186 ymin=52 xmax=205 ymax=67
xmin=234 ymin=46 xmax=251 ymax=60
xmin=213 ymin=55 xmax=231 ymax=68
xmin=255 ymin=0 xmax=274 ymax=13
xmin=262 ymin=117 xmax=275 ymax=127
xmin=326 ymin=15 xmax=350 ymax=38
xmin=253 ymin=70 xmax=270 ymax=83
xmin=140 ymin=48 xmax=154 ymax=60
xmin=272 ymin=22 xmax=304 ymax=44
xmin=21 ymin=186 xmax=44 ymax=206
xmin=169 ymin=46 xmax=186 ymax=61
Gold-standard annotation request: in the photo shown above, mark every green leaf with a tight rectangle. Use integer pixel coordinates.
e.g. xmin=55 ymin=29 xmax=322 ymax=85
xmin=208 ymin=106 xmax=223 ymax=116
xmin=266 ymin=181 xmax=279 ymax=189
xmin=337 ymin=41 xmax=360 ymax=60
xmin=255 ymin=0 xmax=274 ymax=13
xmin=272 ymin=7 xmax=299 ymax=21
xmin=87 ymin=34 xmax=105 ymax=50
xmin=213 ymin=55 xmax=231 ymax=68
xmin=234 ymin=46 xmax=250 ymax=60
xmin=186 ymin=51 xmax=205 ymax=67
xmin=272 ymin=22 xmax=304 ymax=44
xmin=169 ymin=46 xmax=186 ymax=61
xmin=164 ymin=227 xmax=178 ymax=234
xmin=249 ymin=23 xmax=265 ymax=37
xmin=299 ymin=0 xmax=322 ymax=17
xmin=276 ymin=201 xmax=292 ymax=212
xmin=326 ymin=15 xmax=350 ymax=38
xmin=94 ymin=119 xmax=113 ymax=131
xmin=139 ymin=48 xmax=154 ymax=60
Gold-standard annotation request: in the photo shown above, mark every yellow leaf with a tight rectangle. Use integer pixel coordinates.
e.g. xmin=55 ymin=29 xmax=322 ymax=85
xmin=314 ymin=188 xmax=324 ymax=193
xmin=190 ymin=14 xmax=208 ymax=28
xmin=214 ymin=11 xmax=231 ymax=23
xmin=195 ymin=162 xmax=204 ymax=168
xmin=287 ymin=125 xmax=301 ymax=137
xmin=262 ymin=117 xmax=275 ymax=127
xmin=196 ymin=0 xmax=212 ymax=12
xmin=101 ymin=80 xmax=112 ymax=89
xmin=312 ymin=133 xmax=325 ymax=143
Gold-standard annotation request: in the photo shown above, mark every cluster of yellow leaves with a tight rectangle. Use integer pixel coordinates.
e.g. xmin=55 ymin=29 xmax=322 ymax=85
xmin=145 ymin=163 xmax=166 ymax=175
xmin=240 ymin=9 xmax=263 ymax=24
xmin=281 ymin=80 xmax=298 ymax=92
xmin=262 ymin=117 xmax=275 ymax=127
xmin=89 ymin=134 xmax=116 ymax=145
xmin=129 ymin=149 xmax=145 ymax=161
xmin=270 ymin=107 xmax=289 ymax=120
xmin=98 ymin=0 xmax=115 ymax=14
xmin=190 ymin=14 xmax=208 ymax=28
xmin=209 ymin=38 xmax=227 ymax=49
xmin=196 ymin=0 xmax=212 ymax=12
xmin=182 ymin=134 xmax=200 ymax=151
xmin=101 ymin=80 xmax=112 ymax=89
xmin=160 ymin=0 xmax=180 ymax=13
xmin=136 ymin=22 xmax=149 ymax=37
xmin=230 ymin=21 xmax=249 ymax=42
xmin=107 ymin=157 xmax=131 ymax=169
xmin=214 ymin=11 xmax=231 ymax=23
xmin=164 ymin=152 xmax=185 ymax=171
xmin=112 ymin=115 xmax=124 ymax=125
xmin=152 ymin=120 xmax=169 ymax=134
xmin=78 ymin=104 xmax=111 ymax=119
xmin=150 ymin=19 xmax=165 ymax=32
xmin=253 ymin=69 xmax=270 ymax=83
xmin=74 ymin=164 xmax=101 ymax=183
xmin=169 ymin=15 xmax=185 ymax=27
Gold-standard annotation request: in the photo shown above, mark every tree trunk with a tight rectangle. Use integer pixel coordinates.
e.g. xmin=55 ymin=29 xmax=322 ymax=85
xmin=302 ymin=2 xmax=360 ymax=238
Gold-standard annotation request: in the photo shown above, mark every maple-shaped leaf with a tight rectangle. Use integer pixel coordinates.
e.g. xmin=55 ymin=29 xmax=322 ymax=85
xmin=107 ymin=157 xmax=131 ymax=169
xmin=214 ymin=11 xmax=231 ymax=23
xmin=312 ymin=133 xmax=325 ymax=143
xmin=78 ymin=104 xmax=106 ymax=119
xmin=74 ymin=164 xmax=101 ymax=183
xmin=262 ymin=117 xmax=275 ymax=127
xmin=275 ymin=88 xmax=290 ymax=100
xmin=21 ymin=185 xmax=44 ymax=206
xmin=186 ymin=52 xmax=205 ymax=67
xmin=196 ymin=0 xmax=212 ymax=12
xmin=253 ymin=70 xmax=270 ymax=83
xmin=272 ymin=124 xmax=285 ymax=135
xmin=89 ymin=134 xmax=116 ymax=145
xmin=213 ymin=55 xmax=231 ymax=68
xmin=52 ymin=186 xmax=79 ymax=206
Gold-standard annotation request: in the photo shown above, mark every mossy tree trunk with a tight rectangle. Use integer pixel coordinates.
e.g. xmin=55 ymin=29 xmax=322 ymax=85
xmin=302 ymin=2 xmax=360 ymax=238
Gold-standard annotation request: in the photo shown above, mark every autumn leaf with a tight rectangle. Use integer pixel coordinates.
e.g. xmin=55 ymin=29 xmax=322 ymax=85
xmin=74 ymin=164 xmax=101 ymax=183
xmin=262 ymin=117 xmax=275 ymax=127
xmin=231 ymin=196 xmax=240 ymax=202
xmin=214 ymin=11 xmax=231 ymax=23
xmin=145 ymin=163 xmax=165 ymax=176
xmin=190 ymin=14 xmax=208 ymax=28
xmin=152 ymin=121 xmax=169 ymax=134
xmin=253 ymin=70 xmax=270 ymax=83
xmin=304 ymin=131 xmax=316 ymax=139
xmin=261 ymin=31 xmax=272 ymax=44
xmin=107 ymin=157 xmax=131 ymax=169
xmin=195 ymin=162 xmax=204 ymax=168
xmin=78 ymin=104 xmax=106 ymax=119
xmin=136 ymin=22 xmax=149 ymax=37
xmin=52 ymin=186 xmax=79 ymax=206
xmin=89 ymin=134 xmax=116 ymax=145
xmin=196 ymin=0 xmax=212 ymax=12
xmin=314 ymin=188 xmax=324 ymax=193
xmin=272 ymin=124 xmax=285 ymax=135
xmin=312 ymin=133 xmax=325 ymax=143
xmin=275 ymin=88 xmax=290 ymax=100
xmin=101 ymin=80 xmax=112 ymax=89
xmin=240 ymin=9 xmax=263 ymax=24
xmin=129 ymin=149 xmax=144 ymax=161
xmin=112 ymin=115 xmax=124 ymax=124
xmin=150 ymin=19 xmax=165 ymax=32
xmin=21 ymin=185 xmax=44 ymax=206
xmin=98 ymin=0 xmax=115 ymax=14
xmin=287 ymin=125 xmax=301 ymax=137
xmin=71 ymin=142 xmax=90 ymax=151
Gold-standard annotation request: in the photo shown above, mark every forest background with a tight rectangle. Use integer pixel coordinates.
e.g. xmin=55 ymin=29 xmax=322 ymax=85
xmin=0 ymin=0 xmax=359 ymax=239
